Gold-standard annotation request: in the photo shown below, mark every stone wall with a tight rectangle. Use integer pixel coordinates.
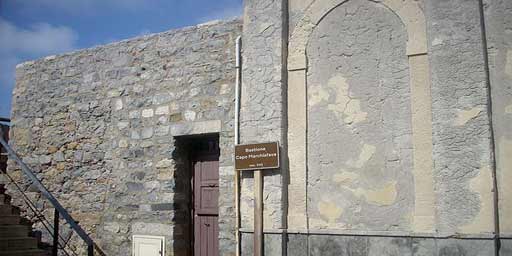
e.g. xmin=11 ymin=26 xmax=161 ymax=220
xmin=9 ymin=19 xmax=242 ymax=256
xmin=239 ymin=0 xmax=288 ymax=252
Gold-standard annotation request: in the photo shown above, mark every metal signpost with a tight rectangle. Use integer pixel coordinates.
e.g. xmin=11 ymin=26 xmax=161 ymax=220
xmin=235 ymin=142 xmax=279 ymax=256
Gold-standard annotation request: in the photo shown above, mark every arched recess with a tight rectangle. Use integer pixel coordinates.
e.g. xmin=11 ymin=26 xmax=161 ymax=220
xmin=287 ymin=0 xmax=435 ymax=234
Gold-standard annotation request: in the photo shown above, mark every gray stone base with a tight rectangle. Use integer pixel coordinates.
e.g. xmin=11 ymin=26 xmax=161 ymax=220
xmin=501 ymin=239 xmax=512 ymax=256
xmin=240 ymin=233 xmax=509 ymax=256
xmin=241 ymin=233 xmax=284 ymax=256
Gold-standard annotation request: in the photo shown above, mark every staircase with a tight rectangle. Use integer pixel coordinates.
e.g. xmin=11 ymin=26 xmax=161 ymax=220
xmin=0 ymin=184 xmax=50 ymax=256
xmin=0 ymin=120 xmax=100 ymax=256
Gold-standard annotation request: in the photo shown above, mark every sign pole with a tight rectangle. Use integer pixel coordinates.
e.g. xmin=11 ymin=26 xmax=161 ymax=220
xmin=254 ymin=169 xmax=263 ymax=256
xmin=234 ymin=142 xmax=279 ymax=256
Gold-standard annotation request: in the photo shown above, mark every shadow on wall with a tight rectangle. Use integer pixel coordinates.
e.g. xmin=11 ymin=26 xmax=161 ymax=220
xmin=172 ymin=134 xmax=219 ymax=255
xmin=172 ymin=137 xmax=193 ymax=256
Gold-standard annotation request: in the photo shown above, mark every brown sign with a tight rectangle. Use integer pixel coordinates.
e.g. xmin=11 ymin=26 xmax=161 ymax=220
xmin=235 ymin=142 xmax=280 ymax=171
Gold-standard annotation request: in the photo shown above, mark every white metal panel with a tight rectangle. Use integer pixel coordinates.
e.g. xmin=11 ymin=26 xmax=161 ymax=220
xmin=133 ymin=235 xmax=165 ymax=256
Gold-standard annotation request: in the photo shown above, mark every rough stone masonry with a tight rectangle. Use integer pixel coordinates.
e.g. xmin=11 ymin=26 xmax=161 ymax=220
xmin=9 ymin=19 xmax=241 ymax=255
xmin=6 ymin=0 xmax=512 ymax=255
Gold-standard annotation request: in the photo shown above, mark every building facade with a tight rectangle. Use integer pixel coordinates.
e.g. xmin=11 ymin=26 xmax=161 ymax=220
xmin=6 ymin=0 xmax=512 ymax=255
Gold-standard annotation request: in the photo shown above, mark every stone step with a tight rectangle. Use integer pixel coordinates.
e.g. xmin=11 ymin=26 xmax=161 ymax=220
xmin=0 ymin=194 xmax=11 ymax=205
xmin=0 ymin=225 xmax=30 ymax=238
xmin=0 ymin=204 xmax=20 ymax=216
xmin=0 ymin=215 xmax=20 ymax=225
xmin=0 ymin=237 xmax=39 ymax=250
xmin=0 ymin=249 xmax=49 ymax=256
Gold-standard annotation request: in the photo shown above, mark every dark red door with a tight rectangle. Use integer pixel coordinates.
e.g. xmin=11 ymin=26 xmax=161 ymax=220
xmin=193 ymin=153 xmax=219 ymax=256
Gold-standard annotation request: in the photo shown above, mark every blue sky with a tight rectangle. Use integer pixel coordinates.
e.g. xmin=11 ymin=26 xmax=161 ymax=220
xmin=0 ymin=0 xmax=243 ymax=118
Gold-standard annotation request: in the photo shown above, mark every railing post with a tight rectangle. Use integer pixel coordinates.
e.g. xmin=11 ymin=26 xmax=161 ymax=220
xmin=88 ymin=243 xmax=94 ymax=256
xmin=52 ymin=208 xmax=59 ymax=256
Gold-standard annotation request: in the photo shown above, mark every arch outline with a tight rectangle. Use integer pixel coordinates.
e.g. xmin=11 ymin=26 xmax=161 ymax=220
xmin=286 ymin=0 xmax=436 ymax=234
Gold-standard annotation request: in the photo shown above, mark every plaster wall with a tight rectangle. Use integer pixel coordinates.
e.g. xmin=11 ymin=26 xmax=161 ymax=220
xmin=426 ymin=0 xmax=495 ymax=235
xmin=282 ymin=0 xmax=498 ymax=238
xmin=286 ymin=0 xmax=436 ymax=236
xmin=484 ymin=0 xmax=512 ymax=236
xmin=306 ymin=0 xmax=413 ymax=231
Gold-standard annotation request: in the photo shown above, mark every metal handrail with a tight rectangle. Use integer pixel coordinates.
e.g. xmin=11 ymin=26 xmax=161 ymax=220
xmin=0 ymin=128 xmax=95 ymax=256
xmin=2 ymin=171 xmax=78 ymax=256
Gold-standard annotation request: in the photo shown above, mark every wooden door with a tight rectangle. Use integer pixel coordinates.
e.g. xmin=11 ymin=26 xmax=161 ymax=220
xmin=193 ymin=152 xmax=219 ymax=256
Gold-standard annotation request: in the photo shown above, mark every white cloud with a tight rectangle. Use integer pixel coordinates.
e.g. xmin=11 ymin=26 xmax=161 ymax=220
xmin=197 ymin=6 xmax=243 ymax=24
xmin=0 ymin=18 xmax=78 ymax=55
xmin=0 ymin=18 xmax=79 ymax=117
xmin=11 ymin=0 xmax=149 ymax=14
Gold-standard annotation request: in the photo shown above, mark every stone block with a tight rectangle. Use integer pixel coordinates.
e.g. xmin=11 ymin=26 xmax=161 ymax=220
xmin=501 ymin=239 xmax=512 ymax=256
xmin=287 ymin=234 xmax=308 ymax=256
xmin=126 ymin=182 xmax=144 ymax=191
xmin=132 ymin=222 xmax=174 ymax=236
xmin=170 ymin=120 xmax=221 ymax=136
xmin=155 ymin=105 xmax=169 ymax=115
xmin=129 ymin=110 xmax=140 ymax=119
xmin=309 ymin=234 xmax=368 ymax=256
xmin=170 ymin=113 xmax=182 ymax=122
xmin=142 ymin=108 xmax=154 ymax=118
xmin=412 ymin=238 xmax=437 ymax=256
xmin=368 ymin=237 xmax=412 ymax=256
xmin=155 ymin=125 xmax=170 ymax=136
xmin=117 ymin=121 xmax=129 ymax=130
xmin=151 ymin=203 xmax=176 ymax=211
xmin=114 ymin=98 xmax=123 ymax=110
xmin=437 ymin=239 xmax=494 ymax=256
xmin=183 ymin=110 xmax=196 ymax=121
xmin=141 ymin=127 xmax=154 ymax=139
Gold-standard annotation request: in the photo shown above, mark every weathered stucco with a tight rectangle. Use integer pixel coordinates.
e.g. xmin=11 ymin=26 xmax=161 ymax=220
xmin=426 ymin=0 xmax=495 ymax=234
xmin=287 ymin=0 xmax=436 ymax=235
xmin=485 ymin=0 xmax=512 ymax=235
xmin=306 ymin=0 xmax=413 ymax=231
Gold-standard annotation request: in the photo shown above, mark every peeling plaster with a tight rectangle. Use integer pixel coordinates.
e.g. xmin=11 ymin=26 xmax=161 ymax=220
xmin=352 ymin=181 xmax=398 ymax=206
xmin=334 ymin=171 xmax=398 ymax=206
xmin=326 ymin=75 xmax=368 ymax=125
xmin=305 ymin=0 xmax=413 ymax=232
xmin=459 ymin=166 xmax=494 ymax=233
xmin=308 ymin=84 xmax=329 ymax=106
xmin=318 ymin=200 xmax=343 ymax=223
xmin=505 ymin=104 xmax=512 ymax=114
xmin=309 ymin=75 xmax=368 ymax=124
xmin=333 ymin=170 xmax=359 ymax=185
xmin=346 ymin=144 xmax=376 ymax=168
xmin=453 ymin=107 xmax=483 ymax=126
